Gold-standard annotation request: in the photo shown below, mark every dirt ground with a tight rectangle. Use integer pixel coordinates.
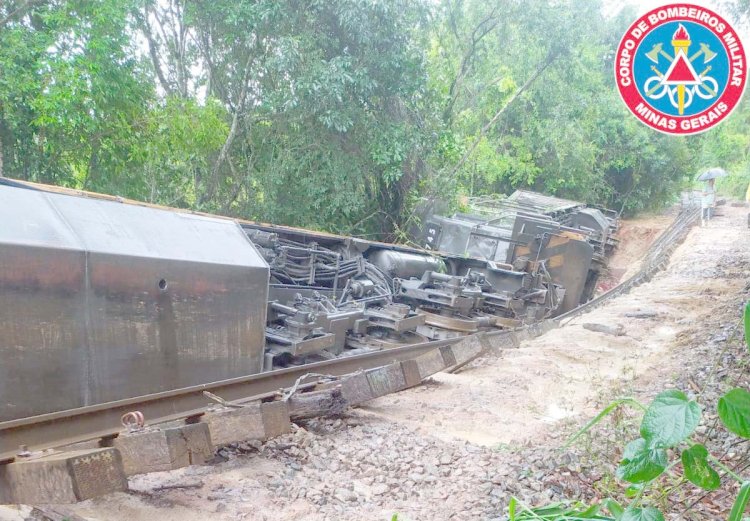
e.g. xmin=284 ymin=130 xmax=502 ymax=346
xmin=363 ymin=210 xmax=701 ymax=449
xmin=597 ymin=210 xmax=674 ymax=292
xmin=17 ymin=205 xmax=750 ymax=520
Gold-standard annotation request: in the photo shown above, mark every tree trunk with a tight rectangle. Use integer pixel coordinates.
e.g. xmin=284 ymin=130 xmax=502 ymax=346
xmin=83 ymin=141 xmax=100 ymax=189
xmin=442 ymin=4 xmax=501 ymax=125
xmin=135 ymin=7 xmax=174 ymax=96
xmin=200 ymin=53 xmax=253 ymax=206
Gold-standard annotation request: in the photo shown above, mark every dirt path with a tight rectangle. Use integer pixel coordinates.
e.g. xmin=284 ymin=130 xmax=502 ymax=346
xmin=59 ymin=205 xmax=750 ymax=520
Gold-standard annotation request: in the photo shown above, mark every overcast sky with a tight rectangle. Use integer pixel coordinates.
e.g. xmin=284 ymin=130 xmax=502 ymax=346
xmin=603 ymin=0 xmax=723 ymax=19
xmin=602 ymin=0 xmax=750 ymax=41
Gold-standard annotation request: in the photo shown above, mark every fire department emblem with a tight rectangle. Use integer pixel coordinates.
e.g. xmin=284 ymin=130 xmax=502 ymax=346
xmin=616 ymin=4 xmax=746 ymax=135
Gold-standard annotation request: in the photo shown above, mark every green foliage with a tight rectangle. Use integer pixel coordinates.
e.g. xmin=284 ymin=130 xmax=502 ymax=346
xmin=694 ymin=99 xmax=750 ymax=199
xmin=718 ymin=388 xmax=750 ymax=439
xmin=603 ymin=499 xmax=624 ymax=519
xmin=639 ymin=390 xmax=700 ymax=448
xmin=508 ymin=497 xmax=614 ymax=520
xmin=0 ymin=0 xmax=747 ymax=234
xmin=620 ymin=507 xmax=664 ymax=521
xmin=564 ymin=398 xmax=646 ymax=450
xmin=132 ymin=97 xmax=229 ymax=206
xmin=728 ymin=482 xmax=750 ymax=521
xmin=616 ymin=438 xmax=667 ymax=484
xmin=0 ymin=0 xmax=433 ymax=236
xmin=681 ymin=444 xmax=720 ymax=491
xmin=0 ymin=0 xmax=152 ymax=187
xmin=426 ymin=0 xmax=698 ymax=216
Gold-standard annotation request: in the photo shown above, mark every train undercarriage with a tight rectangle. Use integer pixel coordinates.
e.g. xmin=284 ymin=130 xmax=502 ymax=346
xmin=0 ymin=178 xmax=618 ymax=421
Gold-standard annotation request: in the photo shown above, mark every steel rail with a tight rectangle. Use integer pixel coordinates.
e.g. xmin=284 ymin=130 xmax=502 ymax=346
xmin=0 ymin=337 xmax=460 ymax=462
xmin=0 ymin=206 xmax=699 ymax=464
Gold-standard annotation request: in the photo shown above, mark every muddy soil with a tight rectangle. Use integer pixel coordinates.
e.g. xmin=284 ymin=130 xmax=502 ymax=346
xmin=598 ymin=210 xmax=673 ymax=292
xmin=41 ymin=206 xmax=750 ymax=520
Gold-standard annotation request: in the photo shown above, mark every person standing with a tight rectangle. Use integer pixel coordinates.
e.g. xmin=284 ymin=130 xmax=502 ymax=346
xmin=701 ymin=178 xmax=715 ymax=226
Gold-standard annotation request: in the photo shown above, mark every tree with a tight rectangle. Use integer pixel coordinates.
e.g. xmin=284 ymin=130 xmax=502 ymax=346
xmin=0 ymin=0 xmax=738 ymax=235
xmin=0 ymin=0 xmax=153 ymax=190
xmin=157 ymin=0 xmax=434 ymax=236
xmin=426 ymin=1 xmax=696 ymax=215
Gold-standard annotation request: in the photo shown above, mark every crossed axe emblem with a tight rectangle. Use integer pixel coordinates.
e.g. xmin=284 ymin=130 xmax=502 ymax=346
xmin=643 ymin=28 xmax=718 ymax=114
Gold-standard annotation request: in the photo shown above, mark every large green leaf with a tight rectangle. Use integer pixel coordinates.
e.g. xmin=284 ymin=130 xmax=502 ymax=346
xmin=621 ymin=507 xmax=664 ymax=521
xmin=640 ymin=390 xmax=700 ymax=447
xmin=681 ymin=444 xmax=721 ymax=490
xmin=616 ymin=438 xmax=668 ymax=484
xmin=718 ymin=388 xmax=750 ymax=438
xmin=728 ymin=482 xmax=750 ymax=521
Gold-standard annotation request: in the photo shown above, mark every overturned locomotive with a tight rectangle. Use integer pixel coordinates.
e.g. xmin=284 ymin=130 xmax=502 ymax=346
xmin=242 ymin=218 xmax=560 ymax=365
xmin=0 ymin=180 xmax=610 ymax=421
xmin=421 ymin=190 xmax=619 ymax=314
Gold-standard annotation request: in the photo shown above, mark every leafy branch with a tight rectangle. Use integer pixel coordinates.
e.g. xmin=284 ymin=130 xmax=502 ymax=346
xmin=0 ymin=0 xmax=44 ymax=29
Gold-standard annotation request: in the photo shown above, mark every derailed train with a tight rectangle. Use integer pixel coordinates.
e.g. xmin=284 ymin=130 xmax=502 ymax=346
xmin=423 ymin=190 xmax=619 ymax=313
xmin=0 ymin=179 xmax=617 ymax=421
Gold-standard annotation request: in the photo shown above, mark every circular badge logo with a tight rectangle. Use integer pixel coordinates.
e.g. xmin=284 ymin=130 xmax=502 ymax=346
xmin=615 ymin=4 xmax=747 ymax=135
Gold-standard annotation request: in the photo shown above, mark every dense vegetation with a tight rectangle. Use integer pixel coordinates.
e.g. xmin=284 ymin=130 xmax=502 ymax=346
xmin=0 ymin=0 xmax=748 ymax=239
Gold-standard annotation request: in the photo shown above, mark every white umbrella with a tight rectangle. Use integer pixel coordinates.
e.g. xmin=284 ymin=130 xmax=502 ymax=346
xmin=697 ymin=168 xmax=728 ymax=181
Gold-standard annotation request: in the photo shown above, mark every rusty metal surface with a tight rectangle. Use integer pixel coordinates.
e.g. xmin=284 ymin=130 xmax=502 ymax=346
xmin=508 ymin=215 xmax=594 ymax=314
xmin=418 ymin=309 xmax=479 ymax=332
xmin=0 ymin=337 xmax=461 ymax=462
xmin=0 ymin=184 xmax=269 ymax=421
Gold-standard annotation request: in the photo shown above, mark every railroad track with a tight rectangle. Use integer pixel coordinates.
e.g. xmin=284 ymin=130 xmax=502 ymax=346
xmin=0 ymin=206 xmax=699 ymax=466
xmin=0 ymin=338 xmax=459 ymax=463
xmin=557 ymin=205 xmax=699 ymax=322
